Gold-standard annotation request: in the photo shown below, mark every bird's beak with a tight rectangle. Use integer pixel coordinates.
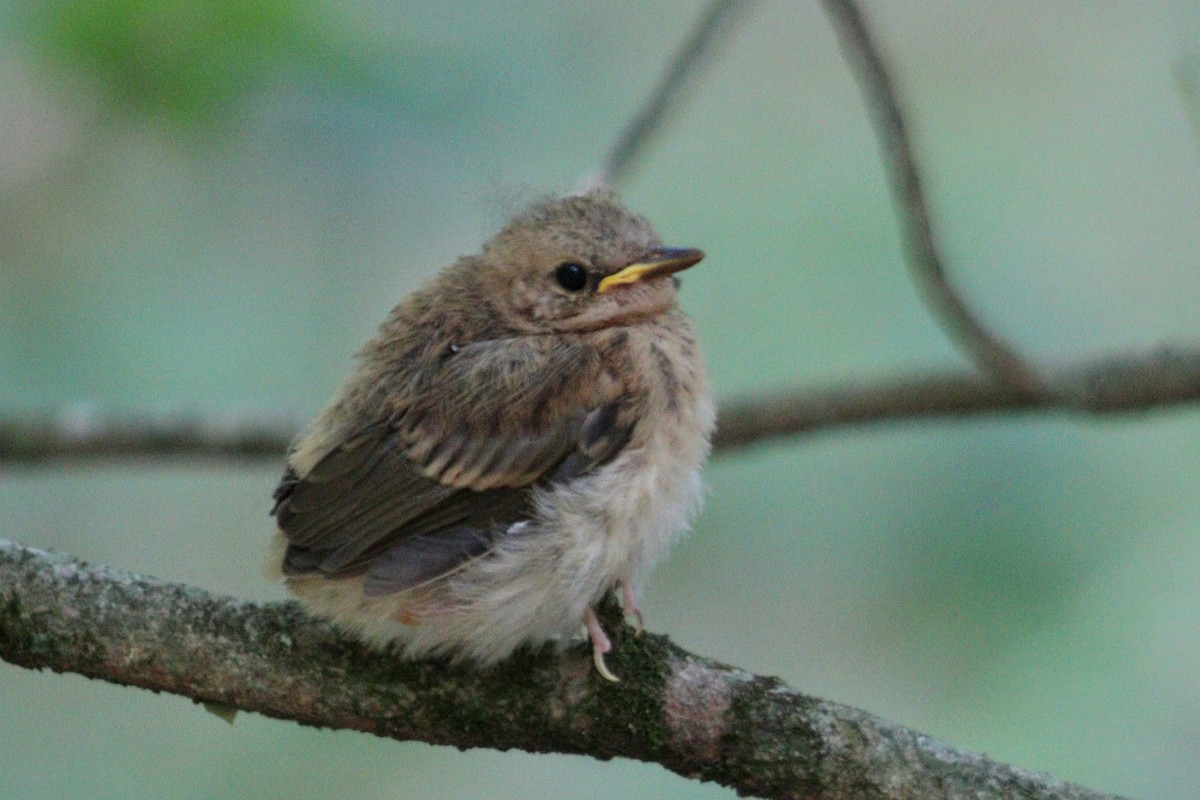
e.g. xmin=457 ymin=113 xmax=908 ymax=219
xmin=596 ymin=247 xmax=705 ymax=294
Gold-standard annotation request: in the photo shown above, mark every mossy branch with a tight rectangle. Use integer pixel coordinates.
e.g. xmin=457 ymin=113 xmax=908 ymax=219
xmin=1 ymin=539 xmax=1125 ymax=800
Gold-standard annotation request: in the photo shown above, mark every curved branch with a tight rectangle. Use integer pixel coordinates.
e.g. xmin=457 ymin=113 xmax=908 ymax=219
xmin=0 ymin=540 xmax=1124 ymax=800
xmin=819 ymin=0 xmax=1040 ymax=389
xmin=4 ymin=346 xmax=1200 ymax=463
xmin=579 ymin=0 xmax=749 ymax=191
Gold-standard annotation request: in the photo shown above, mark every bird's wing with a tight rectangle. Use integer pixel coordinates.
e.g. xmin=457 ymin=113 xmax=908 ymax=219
xmin=272 ymin=336 xmax=633 ymax=592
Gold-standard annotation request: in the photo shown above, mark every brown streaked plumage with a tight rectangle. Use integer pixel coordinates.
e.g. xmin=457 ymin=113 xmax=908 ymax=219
xmin=270 ymin=191 xmax=713 ymax=680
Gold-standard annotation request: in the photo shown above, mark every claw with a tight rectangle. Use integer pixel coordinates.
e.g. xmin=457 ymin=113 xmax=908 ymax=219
xmin=593 ymin=647 xmax=620 ymax=683
xmin=584 ymin=608 xmax=620 ymax=682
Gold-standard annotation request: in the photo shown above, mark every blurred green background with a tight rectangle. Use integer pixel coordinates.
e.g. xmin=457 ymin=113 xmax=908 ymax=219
xmin=3 ymin=2 xmax=1200 ymax=798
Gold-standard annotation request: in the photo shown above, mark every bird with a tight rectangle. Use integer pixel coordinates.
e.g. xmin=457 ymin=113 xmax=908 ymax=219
xmin=269 ymin=190 xmax=714 ymax=681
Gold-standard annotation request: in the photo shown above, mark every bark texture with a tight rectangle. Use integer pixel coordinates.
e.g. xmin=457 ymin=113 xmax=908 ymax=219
xmin=1 ymin=540 xmax=1125 ymax=800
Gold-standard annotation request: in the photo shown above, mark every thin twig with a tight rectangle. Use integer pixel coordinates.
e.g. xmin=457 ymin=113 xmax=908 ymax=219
xmin=3 ymin=346 xmax=1199 ymax=464
xmin=0 ymin=540 xmax=1127 ymax=800
xmin=818 ymin=0 xmax=1041 ymax=390
xmin=579 ymin=0 xmax=749 ymax=191
xmin=1175 ymin=59 xmax=1200 ymax=148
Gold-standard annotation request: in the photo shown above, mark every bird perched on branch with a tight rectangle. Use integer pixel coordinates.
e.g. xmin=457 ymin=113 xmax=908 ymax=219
xmin=270 ymin=191 xmax=713 ymax=680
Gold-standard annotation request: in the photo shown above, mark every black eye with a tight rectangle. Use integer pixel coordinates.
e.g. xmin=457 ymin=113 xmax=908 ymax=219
xmin=553 ymin=262 xmax=589 ymax=292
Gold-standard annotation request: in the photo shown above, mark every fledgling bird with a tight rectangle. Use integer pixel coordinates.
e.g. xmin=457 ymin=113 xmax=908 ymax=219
xmin=270 ymin=191 xmax=714 ymax=680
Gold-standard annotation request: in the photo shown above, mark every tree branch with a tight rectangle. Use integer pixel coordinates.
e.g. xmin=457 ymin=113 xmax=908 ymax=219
xmin=578 ymin=0 xmax=749 ymax=191
xmin=712 ymin=345 xmax=1200 ymax=450
xmin=0 ymin=410 xmax=295 ymax=464
xmin=4 ymin=345 xmax=1200 ymax=463
xmin=819 ymin=0 xmax=1041 ymax=390
xmin=0 ymin=539 xmax=1125 ymax=800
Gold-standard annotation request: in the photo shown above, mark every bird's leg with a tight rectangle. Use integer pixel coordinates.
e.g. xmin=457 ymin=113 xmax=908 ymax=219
xmin=583 ymin=607 xmax=620 ymax=682
xmin=620 ymin=582 xmax=644 ymax=636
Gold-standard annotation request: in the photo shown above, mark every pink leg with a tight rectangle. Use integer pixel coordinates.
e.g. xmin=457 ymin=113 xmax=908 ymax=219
xmin=621 ymin=582 xmax=644 ymax=636
xmin=583 ymin=608 xmax=619 ymax=682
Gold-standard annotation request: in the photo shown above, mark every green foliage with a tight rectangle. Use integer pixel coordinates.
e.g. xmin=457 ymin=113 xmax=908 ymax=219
xmin=24 ymin=0 xmax=368 ymax=126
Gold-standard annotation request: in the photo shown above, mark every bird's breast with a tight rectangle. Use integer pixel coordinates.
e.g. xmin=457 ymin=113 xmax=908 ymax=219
xmin=562 ymin=314 xmax=715 ymax=586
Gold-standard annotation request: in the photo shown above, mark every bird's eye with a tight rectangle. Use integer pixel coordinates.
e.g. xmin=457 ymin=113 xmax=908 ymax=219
xmin=553 ymin=262 xmax=589 ymax=292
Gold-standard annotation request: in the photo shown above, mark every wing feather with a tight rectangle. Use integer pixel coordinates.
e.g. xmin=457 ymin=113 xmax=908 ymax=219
xmin=273 ymin=336 xmax=634 ymax=590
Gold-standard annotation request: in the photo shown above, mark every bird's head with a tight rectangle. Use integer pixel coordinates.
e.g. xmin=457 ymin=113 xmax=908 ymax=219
xmin=474 ymin=192 xmax=704 ymax=333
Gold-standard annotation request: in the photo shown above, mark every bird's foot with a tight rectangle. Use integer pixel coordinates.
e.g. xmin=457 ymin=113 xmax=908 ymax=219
xmin=583 ymin=607 xmax=619 ymax=682
xmin=620 ymin=583 xmax=644 ymax=636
